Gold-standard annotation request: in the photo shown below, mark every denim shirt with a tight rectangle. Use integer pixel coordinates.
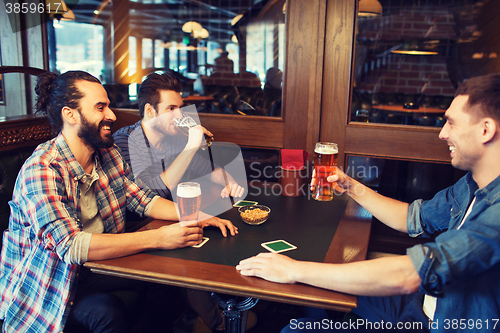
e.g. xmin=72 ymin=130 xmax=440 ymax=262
xmin=407 ymin=173 xmax=500 ymax=332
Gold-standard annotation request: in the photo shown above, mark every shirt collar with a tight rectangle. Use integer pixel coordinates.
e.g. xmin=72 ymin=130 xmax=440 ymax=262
xmin=471 ymin=172 xmax=500 ymax=200
xmin=54 ymin=133 xmax=99 ymax=182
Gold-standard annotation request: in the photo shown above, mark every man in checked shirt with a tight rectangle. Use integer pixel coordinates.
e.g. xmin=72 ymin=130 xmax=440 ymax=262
xmin=0 ymin=71 xmax=238 ymax=333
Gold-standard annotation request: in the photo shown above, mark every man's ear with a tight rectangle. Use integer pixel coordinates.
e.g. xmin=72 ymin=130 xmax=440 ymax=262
xmin=145 ymin=103 xmax=156 ymax=118
xmin=61 ymin=106 xmax=78 ymax=125
xmin=480 ymin=117 xmax=497 ymax=144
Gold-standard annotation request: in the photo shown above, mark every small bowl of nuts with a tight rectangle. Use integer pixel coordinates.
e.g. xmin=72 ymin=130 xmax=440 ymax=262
xmin=238 ymin=205 xmax=271 ymax=225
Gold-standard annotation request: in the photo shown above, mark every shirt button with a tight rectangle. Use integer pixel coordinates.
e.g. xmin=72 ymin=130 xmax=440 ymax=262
xmin=70 ymin=301 xmax=74 ymax=306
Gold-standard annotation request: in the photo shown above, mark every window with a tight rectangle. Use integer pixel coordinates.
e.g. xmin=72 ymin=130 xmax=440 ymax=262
xmin=142 ymin=38 xmax=153 ymax=69
xmin=154 ymin=39 xmax=165 ymax=68
xmin=50 ymin=21 xmax=104 ymax=80
xmin=47 ymin=0 xmax=286 ymax=117
xmin=351 ymin=0 xmax=499 ymax=127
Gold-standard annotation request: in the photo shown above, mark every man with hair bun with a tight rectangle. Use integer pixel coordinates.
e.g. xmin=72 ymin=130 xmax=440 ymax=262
xmin=0 ymin=70 xmax=238 ymax=333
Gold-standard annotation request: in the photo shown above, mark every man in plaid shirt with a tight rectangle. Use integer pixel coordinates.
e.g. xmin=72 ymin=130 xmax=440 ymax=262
xmin=0 ymin=71 xmax=237 ymax=333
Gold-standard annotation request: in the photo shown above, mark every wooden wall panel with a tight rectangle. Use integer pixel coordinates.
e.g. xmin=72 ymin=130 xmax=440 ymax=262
xmin=282 ymin=0 xmax=326 ymax=154
xmin=113 ymin=109 xmax=284 ymax=149
xmin=320 ymin=0 xmax=356 ymax=168
xmin=345 ymin=123 xmax=451 ymax=163
xmin=198 ymin=114 xmax=284 ymax=148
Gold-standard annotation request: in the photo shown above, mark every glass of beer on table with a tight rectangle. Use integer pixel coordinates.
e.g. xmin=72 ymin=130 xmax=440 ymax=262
xmin=177 ymin=182 xmax=202 ymax=226
xmin=312 ymin=142 xmax=338 ymax=201
xmin=174 ymin=113 xmax=213 ymax=150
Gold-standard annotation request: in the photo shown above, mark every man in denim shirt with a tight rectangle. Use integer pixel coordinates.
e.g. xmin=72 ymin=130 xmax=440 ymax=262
xmin=237 ymin=74 xmax=500 ymax=332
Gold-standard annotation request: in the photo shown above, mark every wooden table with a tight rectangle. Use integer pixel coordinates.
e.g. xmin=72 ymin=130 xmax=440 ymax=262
xmin=85 ymin=190 xmax=372 ymax=331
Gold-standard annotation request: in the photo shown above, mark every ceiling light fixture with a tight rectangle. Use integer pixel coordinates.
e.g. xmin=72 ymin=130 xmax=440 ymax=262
xmin=358 ymin=0 xmax=382 ymax=17
xmin=193 ymin=28 xmax=209 ymax=39
xmin=182 ymin=21 xmax=203 ymax=33
xmin=231 ymin=14 xmax=244 ymax=26
xmin=390 ymin=40 xmax=439 ymax=56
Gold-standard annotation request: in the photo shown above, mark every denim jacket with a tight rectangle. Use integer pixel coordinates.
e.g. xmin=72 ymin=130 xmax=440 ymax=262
xmin=407 ymin=173 xmax=500 ymax=332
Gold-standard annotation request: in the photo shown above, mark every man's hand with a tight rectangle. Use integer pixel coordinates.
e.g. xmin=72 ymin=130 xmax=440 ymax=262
xmin=156 ymin=222 xmax=203 ymax=249
xmin=186 ymin=125 xmax=205 ymax=150
xmin=198 ymin=211 xmax=238 ymax=237
xmin=221 ymin=182 xmax=245 ymax=198
xmin=186 ymin=125 xmax=213 ymax=150
xmin=236 ymin=253 xmax=300 ymax=284
xmin=201 ymin=126 xmax=213 ymax=139
xmin=310 ymin=167 xmax=355 ymax=195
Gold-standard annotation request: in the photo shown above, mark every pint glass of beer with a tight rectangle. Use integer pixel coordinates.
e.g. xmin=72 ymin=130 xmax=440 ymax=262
xmin=177 ymin=182 xmax=202 ymax=225
xmin=312 ymin=142 xmax=338 ymax=201
xmin=174 ymin=114 xmax=213 ymax=150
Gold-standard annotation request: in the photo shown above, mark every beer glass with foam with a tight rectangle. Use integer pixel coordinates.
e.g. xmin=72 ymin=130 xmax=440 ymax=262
xmin=174 ymin=114 xmax=213 ymax=150
xmin=312 ymin=142 xmax=338 ymax=201
xmin=177 ymin=182 xmax=202 ymax=226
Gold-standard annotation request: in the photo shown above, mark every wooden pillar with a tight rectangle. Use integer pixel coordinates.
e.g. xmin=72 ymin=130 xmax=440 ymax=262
xmin=112 ymin=0 xmax=131 ymax=84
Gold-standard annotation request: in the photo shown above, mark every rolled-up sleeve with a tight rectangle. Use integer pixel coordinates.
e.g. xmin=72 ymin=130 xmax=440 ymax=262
xmin=407 ymin=244 xmax=445 ymax=297
xmin=406 ymin=200 xmax=445 ymax=297
xmin=407 ymin=199 xmax=426 ymax=237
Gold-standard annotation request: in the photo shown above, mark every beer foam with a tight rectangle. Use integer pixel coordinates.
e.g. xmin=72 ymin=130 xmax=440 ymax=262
xmin=177 ymin=186 xmax=201 ymax=198
xmin=314 ymin=146 xmax=338 ymax=155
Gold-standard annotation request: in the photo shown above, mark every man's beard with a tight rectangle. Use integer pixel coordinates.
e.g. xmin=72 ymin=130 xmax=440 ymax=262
xmin=78 ymin=112 xmax=114 ymax=150
xmin=150 ymin=111 xmax=178 ymax=137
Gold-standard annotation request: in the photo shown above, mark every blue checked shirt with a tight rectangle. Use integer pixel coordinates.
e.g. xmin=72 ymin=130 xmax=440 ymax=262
xmin=0 ymin=133 xmax=157 ymax=332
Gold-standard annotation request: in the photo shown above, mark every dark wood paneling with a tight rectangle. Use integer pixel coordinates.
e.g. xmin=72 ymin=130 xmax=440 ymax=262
xmin=283 ymin=0 xmax=327 ymax=153
xmin=345 ymin=123 xmax=451 ymax=163
xmin=0 ymin=115 xmax=53 ymax=152
xmin=112 ymin=108 xmax=142 ymax=132
xmin=113 ymin=109 xmax=284 ymax=149
xmin=199 ymin=114 xmax=284 ymax=148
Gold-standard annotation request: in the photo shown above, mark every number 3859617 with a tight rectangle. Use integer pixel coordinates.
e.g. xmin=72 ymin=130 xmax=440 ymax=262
xmin=5 ymin=2 xmax=64 ymax=14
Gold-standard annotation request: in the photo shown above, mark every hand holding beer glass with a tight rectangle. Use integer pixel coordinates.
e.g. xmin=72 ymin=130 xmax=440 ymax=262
xmin=177 ymin=182 xmax=202 ymax=226
xmin=312 ymin=142 xmax=338 ymax=201
xmin=174 ymin=114 xmax=213 ymax=150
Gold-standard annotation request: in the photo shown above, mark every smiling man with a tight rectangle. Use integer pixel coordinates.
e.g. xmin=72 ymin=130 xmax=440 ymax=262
xmin=0 ymin=71 xmax=237 ymax=333
xmin=237 ymin=73 xmax=500 ymax=332
xmin=113 ymin=72 xmax=244 ymax=202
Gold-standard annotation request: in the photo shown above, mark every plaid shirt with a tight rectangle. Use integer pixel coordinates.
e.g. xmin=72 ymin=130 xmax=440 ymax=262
xmin=0 ymin=133 xmax=157 ymax=332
